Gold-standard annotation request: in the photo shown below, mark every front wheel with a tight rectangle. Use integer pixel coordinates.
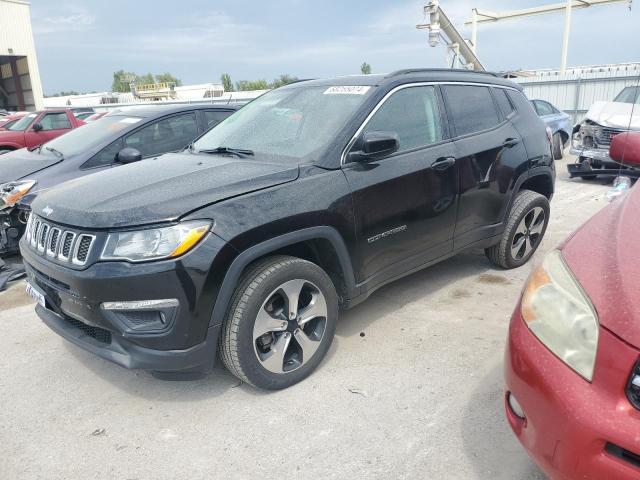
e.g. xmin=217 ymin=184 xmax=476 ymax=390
xmin=219 ymin=255 xmax=338 ymax=390
xmin=485 ymin=190 xmax=550 ymax=269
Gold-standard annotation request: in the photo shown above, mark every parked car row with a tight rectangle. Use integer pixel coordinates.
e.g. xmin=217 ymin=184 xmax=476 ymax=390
xmin=4 ymin=68 xmax=640 ymax=480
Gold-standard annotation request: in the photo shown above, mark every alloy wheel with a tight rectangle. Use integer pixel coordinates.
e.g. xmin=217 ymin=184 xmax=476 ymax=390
xmin=511 ymin=207 xmax=545 ymax=261
xmin=253 ymin=279 xmax=328 ymax=374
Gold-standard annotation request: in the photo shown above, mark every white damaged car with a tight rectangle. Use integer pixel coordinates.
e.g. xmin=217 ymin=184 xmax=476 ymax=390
xmin=569 ymin=86 xmax=640 ymax=179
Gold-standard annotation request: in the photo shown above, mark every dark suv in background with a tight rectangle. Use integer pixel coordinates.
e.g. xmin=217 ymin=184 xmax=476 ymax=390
xmin=21 ymin=69 xmax=554 ymax=389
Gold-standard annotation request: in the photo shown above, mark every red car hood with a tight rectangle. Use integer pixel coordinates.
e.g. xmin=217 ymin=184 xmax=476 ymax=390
xmin=562 ymin=186 xmax=640 ymax=348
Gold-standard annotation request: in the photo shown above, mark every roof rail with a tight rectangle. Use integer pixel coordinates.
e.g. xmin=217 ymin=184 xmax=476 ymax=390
xmin=387 ymin=68 xmax=499 ymax=78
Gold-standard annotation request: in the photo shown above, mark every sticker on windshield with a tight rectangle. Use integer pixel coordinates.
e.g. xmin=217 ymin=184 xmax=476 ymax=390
xmin=323 ymin=86 xmax=370 ymax=95
xmin=119 ymin=117 xmax=142 ymax=124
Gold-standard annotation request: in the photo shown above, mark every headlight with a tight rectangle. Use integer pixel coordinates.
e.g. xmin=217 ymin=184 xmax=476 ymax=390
xmin=0 ymin=179 xmax=36 ymax=210
xmin=101 ymin=220 xmax=211 ymax=262
xmin=521 ymin=250 xmax=599 ymax=381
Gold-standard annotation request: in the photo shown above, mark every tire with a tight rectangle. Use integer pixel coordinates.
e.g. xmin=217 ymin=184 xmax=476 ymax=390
xmin=485 ymin=190 xmax=550 ymax=269
xmin=0 ymin=149 xmax=12 ymax=155
xmin=552 ymin=133 xmax=563 ymax=160
xmin=219 ymin=255 xmax=338 ymax=390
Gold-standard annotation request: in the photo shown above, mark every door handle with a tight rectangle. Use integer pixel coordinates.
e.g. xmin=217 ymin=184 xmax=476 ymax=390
xmin=432 ymin=156 xmax=456 ymax=173
xmin=503 ymin=138 xmax=520 ymax=148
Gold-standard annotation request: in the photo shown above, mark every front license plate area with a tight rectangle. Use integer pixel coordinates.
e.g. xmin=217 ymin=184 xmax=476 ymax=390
xmin=25 ymin=281 xmax=46 ymax=308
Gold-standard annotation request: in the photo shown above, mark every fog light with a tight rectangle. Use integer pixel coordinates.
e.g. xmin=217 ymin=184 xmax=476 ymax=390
xmin=508 ymin=392 xmax=525 ymax=419
xmin=100 ymin=299 xmax=179 ymax=333
xmin=101 ymin=299 xmax=179 ymax=310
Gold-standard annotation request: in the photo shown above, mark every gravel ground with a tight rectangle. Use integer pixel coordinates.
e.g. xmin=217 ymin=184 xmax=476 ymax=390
xmin=0 ymin=155 xmax=613 ymax=480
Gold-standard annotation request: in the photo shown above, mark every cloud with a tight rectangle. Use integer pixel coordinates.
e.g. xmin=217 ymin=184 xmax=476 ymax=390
xmin=33 ymin=5 xmax=96 ymax=35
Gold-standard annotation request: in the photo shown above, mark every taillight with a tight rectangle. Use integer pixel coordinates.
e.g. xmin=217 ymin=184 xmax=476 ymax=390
xmin=545 ymin=127 xmax=553 ymax=144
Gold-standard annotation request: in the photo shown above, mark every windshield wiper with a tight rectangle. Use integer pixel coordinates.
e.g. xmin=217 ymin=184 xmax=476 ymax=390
xmin=197 ymin=146 xmax=254 ymax=157
xmin=44 ymin=146 xmax=64 ymax=159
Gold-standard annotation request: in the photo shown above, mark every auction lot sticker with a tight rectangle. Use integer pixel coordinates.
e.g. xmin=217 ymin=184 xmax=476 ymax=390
xmin=323 ymin=86 xmax=371 ymax=95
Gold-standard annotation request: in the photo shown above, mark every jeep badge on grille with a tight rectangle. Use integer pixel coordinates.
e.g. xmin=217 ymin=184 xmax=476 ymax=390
xmin=42 ymin=206 xmax=53 ymax=217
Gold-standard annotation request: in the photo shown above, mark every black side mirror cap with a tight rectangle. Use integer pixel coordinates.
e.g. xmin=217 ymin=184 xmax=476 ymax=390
xmin=32 ymin=123 xmax=43 ymax=132
xmin=116 ymin=147 xmax=142 ymax=164
xmin=347 ymin=131 xmax=399 ymax=162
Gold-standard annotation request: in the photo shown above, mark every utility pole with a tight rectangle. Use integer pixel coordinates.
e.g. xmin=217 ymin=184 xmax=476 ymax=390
xmin=560 ymin=0 xmax=573 ymax=73
xmin=464 ymin=0 xmax=632 ymax=73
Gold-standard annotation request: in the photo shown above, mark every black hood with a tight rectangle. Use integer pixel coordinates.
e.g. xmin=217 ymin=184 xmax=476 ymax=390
xmin=0 ymin=148 xmax=62 ymax=184
xmin=32 ymin=152 xmax=299 ymax=228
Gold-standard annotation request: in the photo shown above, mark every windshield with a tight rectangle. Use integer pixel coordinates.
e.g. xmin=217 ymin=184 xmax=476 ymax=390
xmin=192 ymin=85 xmax=373 ymax=163
xmin=40 ymin=115 xmax=141 ymax=157
xmin=8 ymin=113 xmax=37 ymax=131
xmin=614 ymin=86 xmax=640 ymax=104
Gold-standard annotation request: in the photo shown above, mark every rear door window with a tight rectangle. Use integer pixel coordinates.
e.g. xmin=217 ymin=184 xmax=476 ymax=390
xmin=494 ymin=88 xmax=515 ymax=119
xmin=533 ymin=100 xmax=554 ymax=116
xmin=442 ymin=85 xmax=501 ymax=137
xmin=203 ymin=110 xmax=232 ymax=130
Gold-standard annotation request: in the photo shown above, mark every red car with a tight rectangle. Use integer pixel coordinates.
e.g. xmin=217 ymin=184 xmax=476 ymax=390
xmin=0 ymin=109 xmax=85 ymax=154
xmin=505 ymin=132 xmax=640 ymax=479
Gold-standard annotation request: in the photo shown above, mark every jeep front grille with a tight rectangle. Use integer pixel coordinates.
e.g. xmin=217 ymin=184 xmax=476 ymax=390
xmin=25 ymin=214 xmax=95 ymax=266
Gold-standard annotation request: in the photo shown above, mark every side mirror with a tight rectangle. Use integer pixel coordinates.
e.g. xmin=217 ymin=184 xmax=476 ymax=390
xmin=32 ymin=123 xmax=43 ymax=132
xmin=116 ymin=147 xmax=142 ymax=164
xmin=610 ymin=132 xmax=640 ymax=166
xmin=348 ymin=131 xmax=400 ymax=162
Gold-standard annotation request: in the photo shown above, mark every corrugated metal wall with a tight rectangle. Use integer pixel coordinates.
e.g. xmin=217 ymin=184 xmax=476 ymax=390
xmin=0 ymin=0 xmax=44 ymax=110
xmin=512 ymin=63 xmax=640 ymax=124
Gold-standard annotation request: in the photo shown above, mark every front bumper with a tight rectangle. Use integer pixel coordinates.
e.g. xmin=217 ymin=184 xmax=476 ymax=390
xmin=505 ymin=307 xmax=640 ymax=479
xmin=20 ymin=232 xmax=235 ymax=373
xmin=569 ymin=145 xmax=615 ymax=164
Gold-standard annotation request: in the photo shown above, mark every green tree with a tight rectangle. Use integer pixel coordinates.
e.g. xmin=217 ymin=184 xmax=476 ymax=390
xmin=270 ymin=74 xmax=298 ymax=89
xmin=155 ymin=72 xmax=182 ymax=86
xmin=112 ymin=70 xmax=136 ymax=93
xmin=137 ymin=72 xmax=155 ymax=86
xmin=360 ymin=62 xmax=372 ymax=75
xmin=221 ymin=73 xmax=234 ymax=92
xmin=235 ymin=79 xmax=269 ymax=91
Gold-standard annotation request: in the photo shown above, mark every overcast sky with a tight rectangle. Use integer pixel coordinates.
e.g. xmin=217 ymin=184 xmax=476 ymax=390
xmin=30 ymin=0 xmax=639 ymax=94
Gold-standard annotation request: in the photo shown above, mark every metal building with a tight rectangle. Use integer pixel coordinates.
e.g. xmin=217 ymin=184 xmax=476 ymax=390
xmin=0 ymin=0 xmax=44 ymax=111
xmin=511 ymin=63 xmax=640 ymax=124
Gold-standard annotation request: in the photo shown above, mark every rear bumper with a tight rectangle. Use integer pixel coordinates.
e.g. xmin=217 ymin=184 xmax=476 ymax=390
xmin=505 ymin=307 xmax=640 ymax=480
xmin=36 ymin=303 xmax=220 ymax=372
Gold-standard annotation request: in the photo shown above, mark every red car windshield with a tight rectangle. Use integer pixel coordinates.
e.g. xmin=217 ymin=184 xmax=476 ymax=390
xmin=7 ymin=112 xmax=37 ymax=131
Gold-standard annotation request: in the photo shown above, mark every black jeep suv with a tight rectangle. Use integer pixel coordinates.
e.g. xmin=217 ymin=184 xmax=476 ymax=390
xmin=20 ymin=69 xmax=554 ymax=389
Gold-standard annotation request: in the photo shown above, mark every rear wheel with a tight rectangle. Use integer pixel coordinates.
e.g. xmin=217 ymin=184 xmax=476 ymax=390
xmin=0 ymin=149 xmax=12 ymax=155
xmin=552 ymin=133 xmax=564 ymax=160
xmin=485 ymin=190 xmax=550 ymax=269
xmin=219 ymin=255 xmax=338 ymax=390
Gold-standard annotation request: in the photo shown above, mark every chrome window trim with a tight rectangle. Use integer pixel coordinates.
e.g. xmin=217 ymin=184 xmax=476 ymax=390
xmin=58 ymin=231 xmax=76 ymax=262
xmin=72 ymin=234 xmax=96 ymax=266
xmin=46 ymin=227 xmax=61 ymax=257
xmin=340 ymin=81 xmax=520 ymax=165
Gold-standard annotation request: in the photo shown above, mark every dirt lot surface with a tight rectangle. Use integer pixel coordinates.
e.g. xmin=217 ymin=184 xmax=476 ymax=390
xmin=0 ymin=155 xmax=614 ymax=479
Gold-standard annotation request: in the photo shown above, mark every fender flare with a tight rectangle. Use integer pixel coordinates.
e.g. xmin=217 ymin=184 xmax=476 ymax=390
xmin=208 ymin=226 xmax=357 ymax=327
xmin=504 ymin=168 xmax=554 ymax=222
